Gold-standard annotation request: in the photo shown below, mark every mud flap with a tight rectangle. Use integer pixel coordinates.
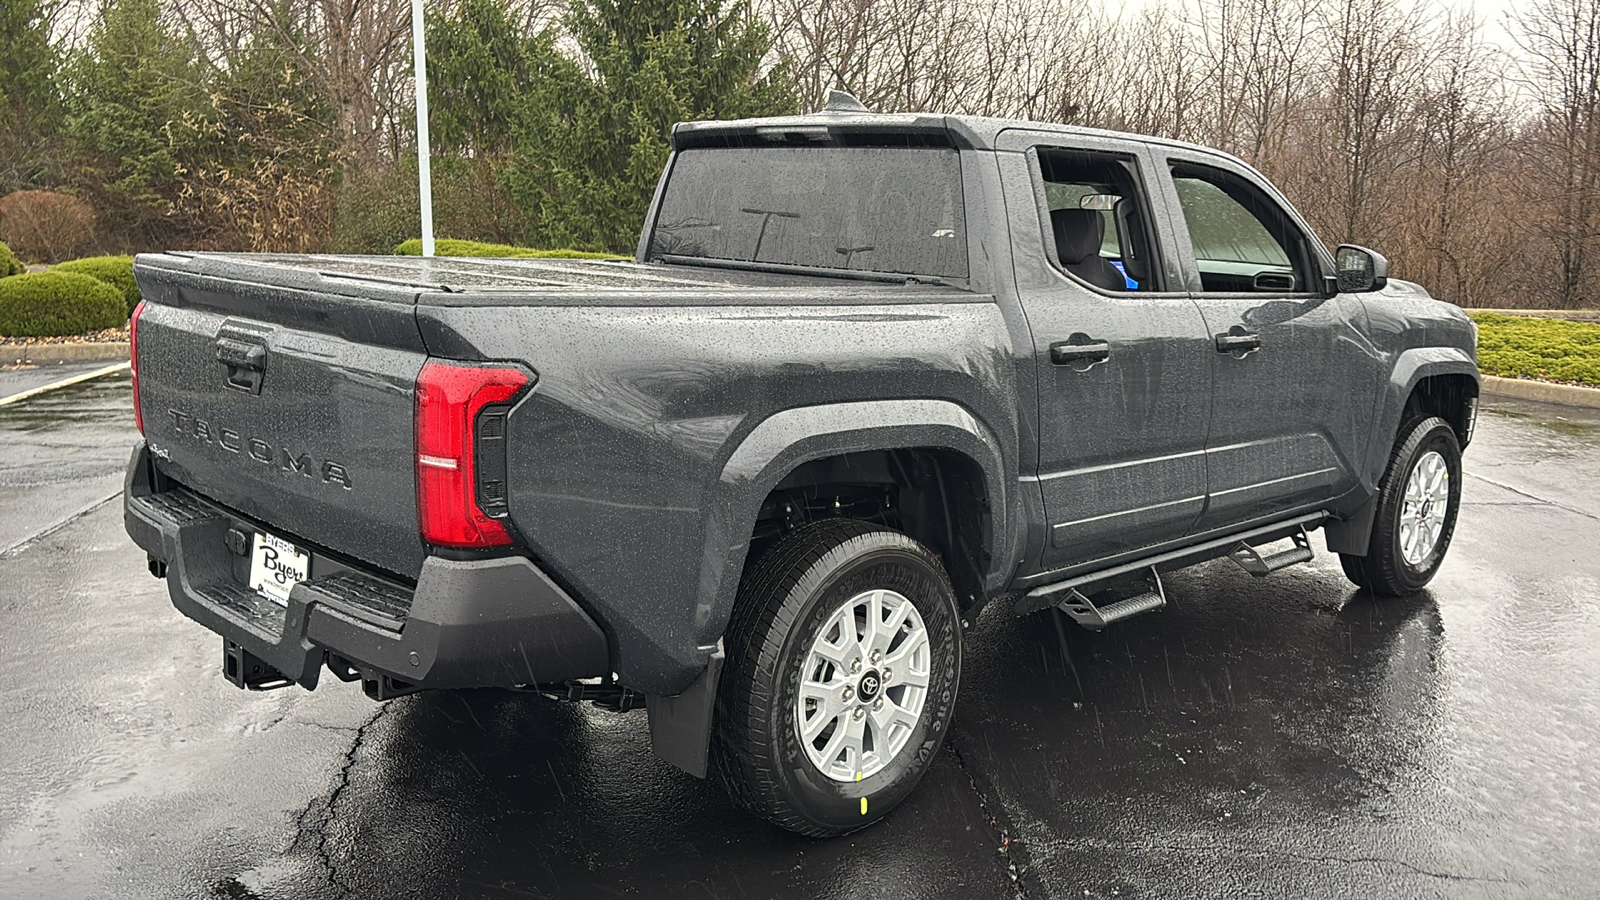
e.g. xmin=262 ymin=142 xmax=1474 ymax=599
xmin=645 ymin=642 xmax=724 ymax=779
xmin=1324 ymin=494 xmax=1379 ymax=556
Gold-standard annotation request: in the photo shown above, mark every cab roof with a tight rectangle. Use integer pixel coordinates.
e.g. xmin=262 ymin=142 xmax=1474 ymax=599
xmin=670 ymin=101 xmax=1239 ymax=165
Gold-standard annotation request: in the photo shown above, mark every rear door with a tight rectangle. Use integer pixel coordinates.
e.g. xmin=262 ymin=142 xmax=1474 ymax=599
xmin=1151 ymin=152 xmax=1374 ymax=528
xmin=133 ymin=253 xmax=431 ymax=580
xmin=998 ymin=131 xmax=1214 ymax=569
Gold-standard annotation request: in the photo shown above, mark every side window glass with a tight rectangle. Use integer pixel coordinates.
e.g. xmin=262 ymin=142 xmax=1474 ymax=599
xmin=1170 ymin=164 xmax=1311 ymax=293
xmin=1037 ymin=148 xmax=1160 ymax=293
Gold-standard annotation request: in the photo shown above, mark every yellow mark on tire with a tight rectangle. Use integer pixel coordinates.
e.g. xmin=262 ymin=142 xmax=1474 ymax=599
xmin=861 ymin=796 xmax=868 ymax=815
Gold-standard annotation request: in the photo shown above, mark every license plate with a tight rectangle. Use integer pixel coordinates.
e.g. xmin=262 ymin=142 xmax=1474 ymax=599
xmin=248 ymin=530 xmax=309 ymax=605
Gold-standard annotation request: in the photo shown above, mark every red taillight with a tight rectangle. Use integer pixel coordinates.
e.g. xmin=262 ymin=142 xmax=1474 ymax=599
xmin=415 ymin=360 xmax=530 ymax=548
xmin=130 ymin=300 xmax=145 ymax=433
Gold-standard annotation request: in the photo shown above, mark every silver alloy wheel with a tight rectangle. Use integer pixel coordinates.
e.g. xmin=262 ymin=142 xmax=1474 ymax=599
xmin=795 ymin=588 xmax=932 ymax=782
xmin=1399 ymin=449 xmax=1451 ymax=565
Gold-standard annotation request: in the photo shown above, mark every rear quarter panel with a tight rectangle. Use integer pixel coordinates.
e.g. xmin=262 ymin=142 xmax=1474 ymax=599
xmin=417 ymin=297 xmax=1018 ymax=694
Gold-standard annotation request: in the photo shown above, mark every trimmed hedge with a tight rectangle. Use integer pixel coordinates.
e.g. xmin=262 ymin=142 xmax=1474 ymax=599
xmin=0 ymin=241 xmax=23 ymax=277
xmin=393 ymin=238 xmax=623 ymax=260
xmin=1471 ymin=312 xmax=1600 ymax=388
xmin=0 ymin=272 xmax=128 ymax=337
xmin=53 ymin=255 xmax=139 ymax=314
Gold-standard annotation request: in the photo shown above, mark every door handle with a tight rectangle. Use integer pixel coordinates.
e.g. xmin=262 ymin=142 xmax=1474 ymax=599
xmin=1050 ymin=340 xmax=1110 ymax=366
xmin=1214 ymin=331 xmax=1262 ymax=354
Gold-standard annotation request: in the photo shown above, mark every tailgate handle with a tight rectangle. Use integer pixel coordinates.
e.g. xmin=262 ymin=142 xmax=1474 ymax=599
xmin=216 ymin=338 xmax=267 ymax=394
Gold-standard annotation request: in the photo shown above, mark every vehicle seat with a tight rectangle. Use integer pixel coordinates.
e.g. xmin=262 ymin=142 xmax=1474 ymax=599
xmin=1051 ymin=208 xmax=1126 ymax=291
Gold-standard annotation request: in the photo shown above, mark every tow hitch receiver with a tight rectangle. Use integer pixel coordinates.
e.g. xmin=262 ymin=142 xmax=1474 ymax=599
xmin=223 ymin=639 xmax=292 ymax=691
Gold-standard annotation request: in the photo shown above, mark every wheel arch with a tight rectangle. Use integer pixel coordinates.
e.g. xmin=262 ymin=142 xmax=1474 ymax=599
xmin=1370 ymin=348 xmax=1479 ymax=483
xmin=1330 ymin=350 xmax=1478 ymax=556
xmin=703 ymin=400 xmax=1017 ymax=639
xmin=648 ymin=400 xmax=1014 ymax=780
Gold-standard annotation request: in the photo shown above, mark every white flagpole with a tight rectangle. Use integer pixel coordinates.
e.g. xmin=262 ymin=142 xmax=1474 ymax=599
xmin=411 ymin=0 xmax=435 ymax=257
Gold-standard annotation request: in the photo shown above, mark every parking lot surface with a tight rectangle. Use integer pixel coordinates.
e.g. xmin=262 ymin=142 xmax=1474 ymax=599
xmin=0 ymin=371 xmax=1596 ymax=899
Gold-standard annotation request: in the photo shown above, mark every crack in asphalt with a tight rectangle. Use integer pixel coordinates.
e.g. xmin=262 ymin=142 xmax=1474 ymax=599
xmin=294 ymin=719 xmax=366 ymax=735
xmin=1466 ymin=472 xmax=1600 ymax=522
xmin=289 ymin=702 xmax=393 ymax=897
xmin=946 ymin=734 xmax=1031 ymax=899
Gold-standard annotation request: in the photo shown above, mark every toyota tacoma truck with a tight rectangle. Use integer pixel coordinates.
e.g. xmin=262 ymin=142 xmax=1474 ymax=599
xmin=124 ymin=94 xmax=1479 ymax=837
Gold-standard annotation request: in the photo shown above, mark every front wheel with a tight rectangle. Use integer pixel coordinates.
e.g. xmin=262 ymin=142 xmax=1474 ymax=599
xmin=712 ymin=519 xmax=961 ymax=836
xmin=1340 ymin=416 xmax=1463 ymax=595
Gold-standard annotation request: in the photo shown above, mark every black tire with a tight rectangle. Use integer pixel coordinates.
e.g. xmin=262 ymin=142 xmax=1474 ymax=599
xmin=1338 ymin=551 xmax=1371 ymax=590
xmin=712 ymin=519 xmax=962 ymax=837
xmin=1339 ymin=416 xmax=1462 ymax=596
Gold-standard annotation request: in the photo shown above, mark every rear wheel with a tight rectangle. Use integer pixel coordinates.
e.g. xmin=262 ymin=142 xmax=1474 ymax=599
xmin=1339 ymin=416 xmax=1462 ymax=596
xmin=712 ymin=519 xmax=961 ymax=836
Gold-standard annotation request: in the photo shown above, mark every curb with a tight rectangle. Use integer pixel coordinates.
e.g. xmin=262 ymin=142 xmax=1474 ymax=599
xmin=1471 ymin=309 xmax=1600 ymax=324
xmin=1481 ymin=375 xmax=1600 ymax=409
xmin=3 ymin=342 xmax=130 ymax=367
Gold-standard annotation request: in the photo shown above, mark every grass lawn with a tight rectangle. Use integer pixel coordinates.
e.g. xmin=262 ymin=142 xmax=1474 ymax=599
xmin=1470 ymin=311 xmax=1600 ymax=388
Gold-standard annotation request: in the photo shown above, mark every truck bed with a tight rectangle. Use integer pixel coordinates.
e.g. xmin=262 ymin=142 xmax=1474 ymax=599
xmin=130 ymin=251 xmax=984 ymax=582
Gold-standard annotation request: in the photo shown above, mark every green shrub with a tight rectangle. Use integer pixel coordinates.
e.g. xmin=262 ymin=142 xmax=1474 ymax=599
xmin=393 ymin=238 xmax=623 ymax=260
xmin=1470 ymin=312 xmax=1600 ymax=388
xmin=0 ymin=272 xmax=128 ymax=337
xmin=0 ymin=241 xmax=24 ymax=277
xmin=52 ymin=255 xmax=139 ymax=313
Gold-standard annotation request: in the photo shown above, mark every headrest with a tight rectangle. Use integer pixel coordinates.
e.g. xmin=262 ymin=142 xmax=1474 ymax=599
xmin=1051 ymin=207 xmax=1105 ymax=265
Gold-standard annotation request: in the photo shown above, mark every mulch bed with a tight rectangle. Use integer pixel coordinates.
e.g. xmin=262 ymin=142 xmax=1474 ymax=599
xmin=0 ymin=327 xmax=130 ymax=346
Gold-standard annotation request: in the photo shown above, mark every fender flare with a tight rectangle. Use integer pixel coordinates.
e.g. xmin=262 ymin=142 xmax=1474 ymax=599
xmin=1328 ymin=347 xmax=1479 ymax=556
xmin=646 ymin=399 xmax=1016 ymax=778
xmin=706 ymin=399 xmax=1015 ymax=631
xmin=1367 ymin=348 xmax=1479 ymax=485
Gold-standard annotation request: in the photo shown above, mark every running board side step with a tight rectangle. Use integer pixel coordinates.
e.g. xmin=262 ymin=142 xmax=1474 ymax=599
xmin=1054 ymin=566 xmax=1166 ymax=631
xmin=1013 ymin=511 xmax=1327 ymax=617
xmin=1228 ymin=526 xmax=1313 ymax=576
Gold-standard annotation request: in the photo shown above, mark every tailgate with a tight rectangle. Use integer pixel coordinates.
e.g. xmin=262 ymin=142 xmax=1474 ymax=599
xmin=133 ymin=253 xmax=433 ymax=581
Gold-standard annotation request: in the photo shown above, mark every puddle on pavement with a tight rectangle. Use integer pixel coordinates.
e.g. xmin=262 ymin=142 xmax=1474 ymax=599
xmin=1482 ymin=402 xmax=1600 ymax=437
xmin=0 ymin=374 xmax=134 ymax=433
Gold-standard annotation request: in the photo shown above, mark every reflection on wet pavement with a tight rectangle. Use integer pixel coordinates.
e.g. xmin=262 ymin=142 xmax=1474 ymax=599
xmin=0 ymin=373 xmax=137 ymax=552
xmin=0 ymin=388 xmax=1596 ymax=899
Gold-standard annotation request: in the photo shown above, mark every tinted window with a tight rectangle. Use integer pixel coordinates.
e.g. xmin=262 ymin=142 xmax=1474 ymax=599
xmin=649 ymin=147 xmax=968 ymax=279
xmin=1036 ymin=148 xmax=1160 ymax=292
xmin=1170 ymin=164 xmax=1311 ymax=293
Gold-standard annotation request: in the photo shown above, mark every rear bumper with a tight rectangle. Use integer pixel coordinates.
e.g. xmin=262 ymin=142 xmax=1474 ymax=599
xmin=123 ymin=441 xmax=609 ymax=694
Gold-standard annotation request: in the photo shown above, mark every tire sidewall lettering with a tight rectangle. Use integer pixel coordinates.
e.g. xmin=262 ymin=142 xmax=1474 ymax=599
xmin=772 ymin=545 xmax=960 ymax=829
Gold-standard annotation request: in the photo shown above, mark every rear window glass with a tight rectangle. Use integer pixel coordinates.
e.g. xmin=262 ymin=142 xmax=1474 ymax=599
xmin=649 ymin=146 xmax=968 ymax=279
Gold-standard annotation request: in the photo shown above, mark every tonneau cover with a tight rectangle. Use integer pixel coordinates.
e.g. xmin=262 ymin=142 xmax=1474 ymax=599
xmin=134 ymin=252 xmax=978 ymax=307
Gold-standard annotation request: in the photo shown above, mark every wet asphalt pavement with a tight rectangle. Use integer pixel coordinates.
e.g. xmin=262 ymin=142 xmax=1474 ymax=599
xmin=0 ymin=367 xmax=1597 ymax=899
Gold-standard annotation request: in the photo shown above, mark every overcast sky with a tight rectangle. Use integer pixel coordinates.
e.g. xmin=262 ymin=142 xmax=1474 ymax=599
xmin=1101 ymin=0 xmax=1529 ymax=53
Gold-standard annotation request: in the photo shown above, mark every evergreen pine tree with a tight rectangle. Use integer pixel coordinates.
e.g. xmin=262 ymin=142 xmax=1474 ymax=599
xmin=0 ymin=0 xmax=64 ymax=192
xmin=503 ymin=0 xmax=796 ymax=252
xmin=426 ymin=0 xmax=530 ymax=157
xmin=63 ymin=0 xmax=211 ymax=246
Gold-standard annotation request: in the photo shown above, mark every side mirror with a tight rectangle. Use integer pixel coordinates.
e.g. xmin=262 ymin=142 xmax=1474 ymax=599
xmin=1335 ymin=244 xmax=1389 ymax=293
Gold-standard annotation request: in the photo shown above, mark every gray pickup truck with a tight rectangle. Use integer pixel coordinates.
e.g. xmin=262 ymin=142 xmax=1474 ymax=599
xmin=124 ymin=97 xmax=1479 ymax=836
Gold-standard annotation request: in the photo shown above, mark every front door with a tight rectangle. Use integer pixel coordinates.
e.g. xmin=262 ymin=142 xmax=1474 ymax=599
xmin=1001 ymin=138 xmax=1214 ymax=570
xmin=1154 ymin=153 xmax=1375 ymax=529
